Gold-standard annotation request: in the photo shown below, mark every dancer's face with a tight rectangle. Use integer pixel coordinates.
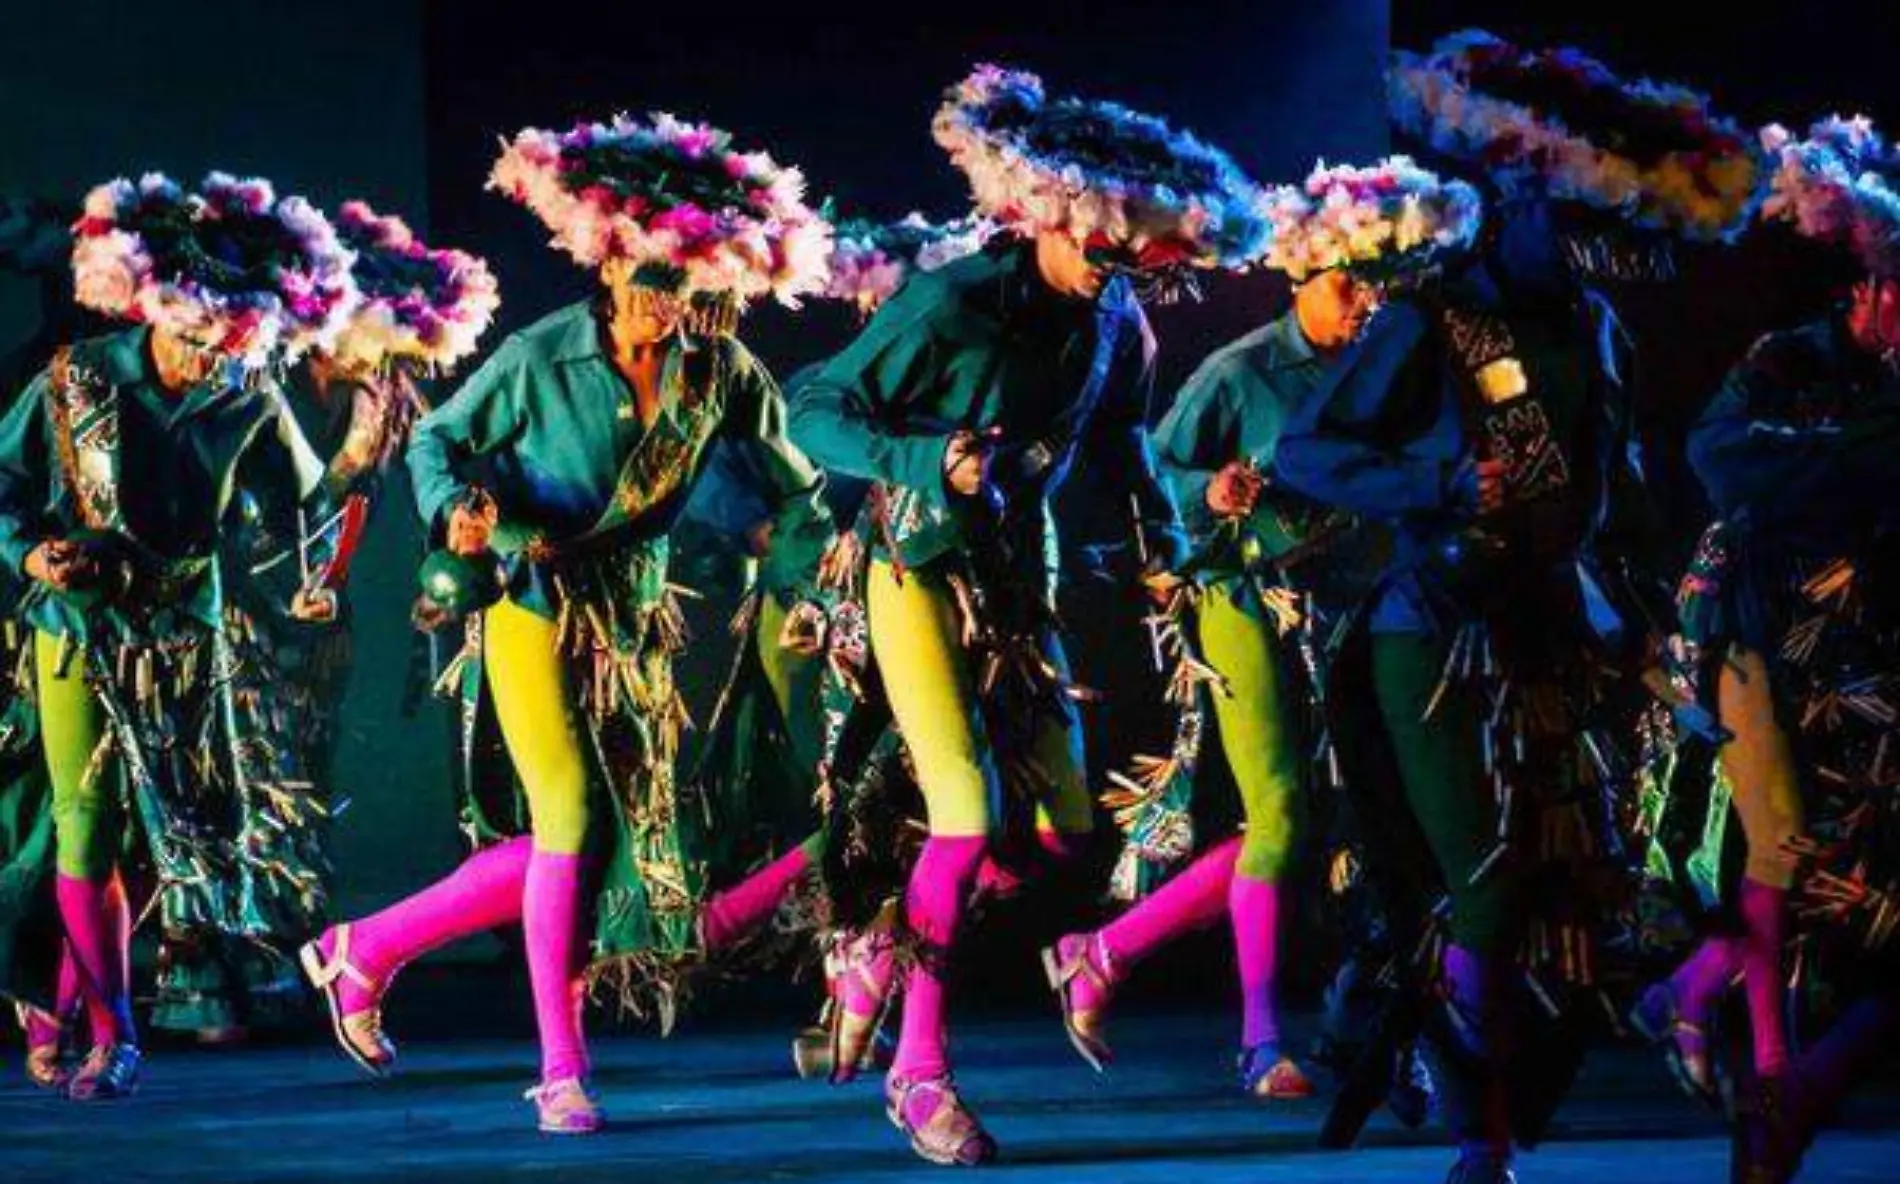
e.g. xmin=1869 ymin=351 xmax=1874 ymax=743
xmin=149 ymin=325 xmax=218 ymax=391
xmin=1848 ymin=276 xmax=1900 ymax=359
xmin=601 ymin=260 xmax=684 ymax=344
xmin=1035 ymin=231 xmax=1106 ymax=300
xmin=1294 ymin=269 xmax=1383 ymax=351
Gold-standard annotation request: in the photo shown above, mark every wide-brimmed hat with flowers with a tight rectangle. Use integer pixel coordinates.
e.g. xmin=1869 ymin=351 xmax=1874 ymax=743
xmin=932 ymin=64 xmax=1269 ymax=272
xmin=1389 ymin=29 xmax=1761 ymax=243
xmin=330 ymin=200 xmax=500 ymax=373
xmin=488 ymin=112 xmax=833 ymax=306
xmin=71 ymin=171 xmax=359 ymax=370
xmin=1259 ymin=156 xmax=1483 ymax=283
xmin=1760 ymin=115 xmax=1899 ymax=278
xmin=823 ymin=212 xmax=993 ymax=312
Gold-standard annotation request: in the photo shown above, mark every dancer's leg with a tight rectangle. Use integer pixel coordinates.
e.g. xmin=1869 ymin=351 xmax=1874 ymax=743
xmin=486 ymin=597 xmax=595 ymax=1105
xmin=866 ymin=562 xmax=997 ymax=1164
xmin=1716 ymin=649 xmax=1802 ymax=1078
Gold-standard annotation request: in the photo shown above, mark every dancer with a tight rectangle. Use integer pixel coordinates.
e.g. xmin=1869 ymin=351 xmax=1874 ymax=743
xmin=682 ymin=214 xmax=988 ymax=892
xmin=790 ymin=65 xmax=1266 ymax=1165
xmin=681 ymin=213 xmax=993 ymax=1079
xmin=1045 ymin=157 xmax=1479 ymax=1106
xmin=300 ymin=112 xmax=834 ymax=1134
xmin=0 ymin=171 xmax=357 ymax=1099
xmin=1632 ymin=116 xmax=1900 ymax=1183
xmin=156 ymin=201 xmax=500 ymax=1043
xmin=1279 ymin=31 xmax=1760 ymax=1182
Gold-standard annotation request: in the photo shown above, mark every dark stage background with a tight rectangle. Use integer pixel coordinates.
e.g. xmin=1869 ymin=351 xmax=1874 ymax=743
xmin=0 ymin=0 xmax=1895 ymax=1025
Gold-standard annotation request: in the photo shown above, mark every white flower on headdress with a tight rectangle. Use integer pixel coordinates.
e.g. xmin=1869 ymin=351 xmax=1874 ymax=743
xmin=1761 ymin=115 xmax=1900 ymax=277
xmin=1257 ymin=156 xmax=1481 ymax=281
xmin=1389 ymin=30 xmax=1762 ymax=242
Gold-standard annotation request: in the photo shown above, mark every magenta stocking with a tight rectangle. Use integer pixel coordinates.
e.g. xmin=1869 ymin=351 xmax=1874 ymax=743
xmin=1669 ymin=933 xmax=1742 ymax=1022
xmin=700 ymin=843 xmax=813 ymax=953
xmin=891 ymin=835 xmax=986 ymax=1102
xmin=1739 ymin=878 xmax=1791 ymax=1076
xmin=1229 ymin=871 xmax=1283 ymax=1049
xmin=1097 ymin=835 xmax=1240 ymax=971
xmin=524 ymin=848 xmax=589 ymax=1085
xmin=327 ymin=835 xmax=532 ymax=1015
xmin=55 ymin=874 xmax=134 ymax=1045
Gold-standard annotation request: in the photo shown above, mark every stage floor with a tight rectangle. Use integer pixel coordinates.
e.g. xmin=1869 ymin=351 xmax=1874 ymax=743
xmin=3 ymin=1011 xmax=1895 ymax=1182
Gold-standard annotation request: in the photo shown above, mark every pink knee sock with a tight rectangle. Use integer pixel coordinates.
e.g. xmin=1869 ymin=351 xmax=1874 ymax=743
xmin=55 ymin=874 xmax=133 ymax=1045
xmin=1668 ymin=933 xmax=1742 ymax=1022
xmin=1739 ymin=877 xmax=1790 ymax=1076
xmin=972 ymin=855 xmax=1023 ymax=902
xmin=1230 ymin=871 xmax=1283 ymax=1049
xmin=524 ymin=848 xmax=589 ymax=1085
xmin=1097 ymin=835 xmax=1241 ymax=970
xmin=700 ymin=844 xmax=813 ymax=953
xmin=330 ymin=835 xmax=532 ymax=1014
xmin=891 ymin=835 xmax=986 ymax=1091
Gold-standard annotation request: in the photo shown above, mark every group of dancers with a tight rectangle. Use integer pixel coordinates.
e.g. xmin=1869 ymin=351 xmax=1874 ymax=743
xmin=0 ymin=29 xmax=1896 ymax=1184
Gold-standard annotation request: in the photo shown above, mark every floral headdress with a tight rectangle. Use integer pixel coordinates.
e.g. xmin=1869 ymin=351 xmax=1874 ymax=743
xmin=1760 ymin=115 xmax=1900 ymax=278
xmin=71 ymin=171 xmax=358 ymax=370
xmin=489 ymin=112 xmax=833 ymax=306
xmin=1260 ymin=156 xmax=1482 ymax=283
xmin=331 ymin=201 xmax=500 ymax=372
xmin=1389 ymin=30 xmax=1761 ymax=242
xmin=823 ymin=212 xmax=994 ymax=312
xmin=932 ymin=65 xmax=1269 ymax=272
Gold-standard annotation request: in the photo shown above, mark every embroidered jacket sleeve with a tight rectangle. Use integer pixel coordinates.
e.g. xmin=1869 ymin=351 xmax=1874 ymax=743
xmin=1689 ymin=325 xmax=1900 ymax=526
xmin=0 ymin=369 xmax=56 ymax=576
xmin=1083 ymin=298 xmax=1188 ymax=570
xmin=711 ymin=341 xmax=831 ymax=594
xmin=788 ymin=276 xmax=959 ymax=513
xmin=1155 ymin=352 xmax=1243 ymax=540
xmin=1275 ymin=301 xmax=1475 ymax=522
xmin=406 ymin=335 xmax=531 ymax=531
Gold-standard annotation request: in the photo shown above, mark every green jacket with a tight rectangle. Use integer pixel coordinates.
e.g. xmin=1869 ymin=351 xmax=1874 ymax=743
xmin=406 ymin=299 xmax=825 ymax=617
xmin=0 ymin=325 xmax=323 ymax=638
xmin=1155 ymin=312 xmax=1345 ymax=602
xmin=788 ymin=239 xmax=1185 ymax=580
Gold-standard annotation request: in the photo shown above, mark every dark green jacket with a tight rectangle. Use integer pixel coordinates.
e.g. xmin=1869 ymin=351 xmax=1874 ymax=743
xmin=788 ymin=239 xmax=1185 ymax=580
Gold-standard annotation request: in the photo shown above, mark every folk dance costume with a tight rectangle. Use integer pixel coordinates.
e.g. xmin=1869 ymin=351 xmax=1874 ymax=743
xmin=1629 ymin=117 xmax=1900 ymax=1184
xmin=679 ymin=213 xmax=991 ymax=1080
xmin=1280 ymin=31 xmax=1760 ymax=1183
xmin=0 ymin=172 xmax=357 ymax=1097
xmin=299 ymin=113 xmax=835 ymax=1133
xmin=1044 ymin=158 xmax=1479 ymax=1109
xmin=788 ymin=65 xmax=1265 ymax=1165
xmin=166 ymin=203 xmax=500 ymax=1043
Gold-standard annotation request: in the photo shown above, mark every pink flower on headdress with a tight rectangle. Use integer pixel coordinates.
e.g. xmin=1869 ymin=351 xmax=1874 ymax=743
xmin=72 ymin=231 xmax=148 ymax=316
xmin=652 ymin=203 xmax=719 ymax=241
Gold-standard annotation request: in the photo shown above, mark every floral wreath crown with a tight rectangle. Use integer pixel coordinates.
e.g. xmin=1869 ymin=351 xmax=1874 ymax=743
xmin=489 ymin=112 xmax=833 ymax=307
xmin=72 ymin=171 xmax=358 ymax=370
xmin=1389 ymin=29 xmax=1761 ymax=243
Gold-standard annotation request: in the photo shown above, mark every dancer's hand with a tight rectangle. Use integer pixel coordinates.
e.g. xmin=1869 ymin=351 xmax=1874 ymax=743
xmin=746 ymin=519 xmax=776 ymax=558
xmin=446 ymin=491 xmax=498 ymax=556
xmin=411 ymin=594 xmax=454 ymax=633
xmin=780 ymin=600 xmax=828 ymax=657
xmin=1205 ymin=461 xmax=1264 ymax=519
xmin=290 ymin=587 xmax=339 ymax=623
xmin=24 ymin=538 xmax=101 ymax=590
xmin=816 ymin=530 xmax=862 ymax=594
xmin=1142 ymin=568 xmax=1186 ymax=609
